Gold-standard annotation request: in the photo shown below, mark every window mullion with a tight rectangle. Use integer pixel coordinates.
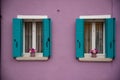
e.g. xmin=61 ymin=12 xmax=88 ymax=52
xmin=32 ymin=22 xmax=36 ymax=49
xmin=92 ymin=22 xmax=96 ymax=49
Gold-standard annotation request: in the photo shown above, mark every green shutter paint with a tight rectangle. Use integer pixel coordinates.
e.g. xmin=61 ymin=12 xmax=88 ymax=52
xmin=105 ymin=18 xmax=115 ymax=58
xmin=113 ymin=18 xmax=116 ymax=59
xmin=76 ymin=18 xmax=84 ymax=58
xmin=43 ymin=19 xmax=51 ymax=57
xmin=49 ymin=19 xmax=52 ymax=57
xmin=12 ymin=18 xmax=23 ymax=58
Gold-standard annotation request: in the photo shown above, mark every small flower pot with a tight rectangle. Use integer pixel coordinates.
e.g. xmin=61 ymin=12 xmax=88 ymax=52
xmin=29 ymin=48 xmax=36 ymax=57
xmin=91 ymin=53 xmax=97 ymax=58
xmin=30 ymin=52 xmax=35 ymax=57
xmin=90 ymin=49 xmax=98 ymax=58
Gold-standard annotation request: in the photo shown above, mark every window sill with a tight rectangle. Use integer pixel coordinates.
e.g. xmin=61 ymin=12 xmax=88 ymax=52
xmin=15 ymin=53 xmax=48 ymax=61
xmin=78 ymin=57 xmax=112 ymax=62
xmin=78 ymin=54 xmax=112 ymax=62
xmin=16 ymin=57 xmax=48 ymax=61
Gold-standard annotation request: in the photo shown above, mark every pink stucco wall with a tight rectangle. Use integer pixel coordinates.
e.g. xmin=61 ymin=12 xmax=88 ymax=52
xmin=1 ymin=0 xmax=120 ymax=80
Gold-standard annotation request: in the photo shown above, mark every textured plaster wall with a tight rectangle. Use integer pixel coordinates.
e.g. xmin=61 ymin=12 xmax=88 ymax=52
xmin=1 ymin=0 xmax=120 ymax=80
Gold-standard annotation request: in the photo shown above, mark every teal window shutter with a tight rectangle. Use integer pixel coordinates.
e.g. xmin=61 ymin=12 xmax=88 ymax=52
xmin=49 ymin=19 xmax=52 ymax=57
xmin=12 ymin=18 xmax=23 ymax=58
xmin=76 ymin=18 xmax=84 ymax=58
xmin=105 ymin=18 xmax=115 ymax=59
xmin=43 ymin=18 xmax=51 ymax=57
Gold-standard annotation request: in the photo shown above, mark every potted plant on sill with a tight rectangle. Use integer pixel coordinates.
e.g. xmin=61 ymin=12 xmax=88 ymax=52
xmin=29 ymin=48 xmax=36 ymax=57
xmin=90 ymin=49 xmax=98 ymax=58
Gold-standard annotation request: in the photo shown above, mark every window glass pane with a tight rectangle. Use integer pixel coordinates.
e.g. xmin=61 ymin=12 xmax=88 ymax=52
xmin=96 ymin=22 xmax=103 ymax=53
xmin=25 ymin=22 xmax=32 ymax=53
xmin=84 ymin=22 xmax=92 ymax=53
xmin=36 ymin=22 xmax=42 ymax=53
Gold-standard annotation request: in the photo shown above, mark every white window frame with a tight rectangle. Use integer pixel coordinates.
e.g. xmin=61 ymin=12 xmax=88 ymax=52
xmin=16 ymin=15 xmax=48 ymax=60
xmin=84 ymin=20 xmax=105 ymax=56
xmin=79 ymin=15 xmax=112 ymax=62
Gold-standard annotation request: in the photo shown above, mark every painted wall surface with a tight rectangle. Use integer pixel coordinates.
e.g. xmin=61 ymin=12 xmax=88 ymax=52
xmin=1 ymin=0 xmax=120 ymax=80
xmin=0 ymin=0 xmax=1 ymax=79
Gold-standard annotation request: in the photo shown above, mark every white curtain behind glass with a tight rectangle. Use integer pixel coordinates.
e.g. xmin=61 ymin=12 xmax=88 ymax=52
xmin=36 ymin=22 xmax=42 ymax=53
xmin=25 ymin=22 xmax=32 ymax=53
xmin=96 ymin=22 xmax=103 ymax=53
xmin=84 ymin=22 xmax=92 ymax=53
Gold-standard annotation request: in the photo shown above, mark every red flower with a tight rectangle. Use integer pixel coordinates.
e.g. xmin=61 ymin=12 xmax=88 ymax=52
xmin=29 ymin=48 xmax=36 ymax=53
xmin=90 ymin=49 xmax=98 ymax=54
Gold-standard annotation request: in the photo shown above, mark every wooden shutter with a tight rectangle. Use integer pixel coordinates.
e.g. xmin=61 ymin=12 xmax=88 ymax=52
xmin=43 ymin=19 xmax=51 ymax=57
xmin=105 ymin=18 xmax=115 ymax=58
xmin=12 ymin=18 xmax=23 ymax=58
xmin=76 ymin=19 xmax=84 ymax=58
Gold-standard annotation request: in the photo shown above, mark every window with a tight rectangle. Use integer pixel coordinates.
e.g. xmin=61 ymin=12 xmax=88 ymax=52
xmin=23 ymin=21 xmax=42 ymax=54
xmin=84 ymin=21 xmax=104 ymax=54
xmin=12 ymin=15 xmax=51 ymax=60
xmin=76 ymin=15 xmax=115 ymax=62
